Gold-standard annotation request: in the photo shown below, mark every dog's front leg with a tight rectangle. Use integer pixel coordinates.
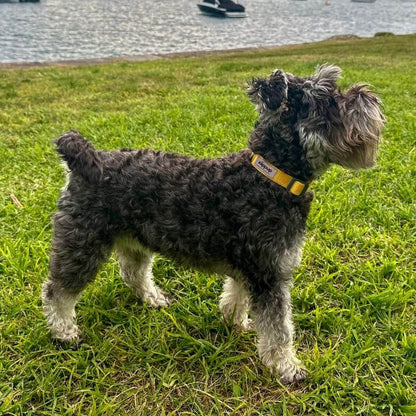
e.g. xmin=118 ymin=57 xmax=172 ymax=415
xmin=219 ymin=276 xmax=253 ymax=330
xmin=252 ymin=280 xmax=306 ymax=384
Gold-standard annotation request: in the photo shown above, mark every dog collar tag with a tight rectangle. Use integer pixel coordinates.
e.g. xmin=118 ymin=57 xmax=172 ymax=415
xmin=252 ymin=154 xmax=277 ymax=180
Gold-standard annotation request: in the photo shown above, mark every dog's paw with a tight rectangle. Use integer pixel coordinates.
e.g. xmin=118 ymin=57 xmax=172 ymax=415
xmin=53 ymin=334 xmax=83 ymax=350
xmin=237 ymin=318 xmax=255 ymax=331
xmin=51 ymin=323 xmax=82 ymax=345
xmin=144 ymin=286 xmax=172 ymax=308
xmin=279 ymin=364 xmax=307 ymax=385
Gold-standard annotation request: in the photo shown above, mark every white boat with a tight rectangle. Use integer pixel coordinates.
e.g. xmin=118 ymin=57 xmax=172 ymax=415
xmin=197 ymin=0 xmax=246 ymax=18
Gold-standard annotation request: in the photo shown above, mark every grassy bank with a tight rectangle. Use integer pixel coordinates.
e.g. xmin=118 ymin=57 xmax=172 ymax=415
xmin=1 ymin=34 xmax=415 ymax=415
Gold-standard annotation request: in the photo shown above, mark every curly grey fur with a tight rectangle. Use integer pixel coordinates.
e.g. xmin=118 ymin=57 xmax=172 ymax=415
xmin=42 ymin=65 xmax=384 ymax=384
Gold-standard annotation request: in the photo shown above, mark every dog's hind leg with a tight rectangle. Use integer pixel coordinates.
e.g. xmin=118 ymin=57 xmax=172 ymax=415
xmin=115 ymin=236 xmax=171 ymax=307
xmin=219 ymin=276 xmax=253 ymax=330
xmin=42 ymin=212 xmax=112 ymax=343
xmin=252 ymin=279 xmax=306 ymax=384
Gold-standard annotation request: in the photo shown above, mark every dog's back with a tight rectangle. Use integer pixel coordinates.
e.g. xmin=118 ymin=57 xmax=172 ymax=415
xmin=54 ymin=130 xmax=311 ymax=278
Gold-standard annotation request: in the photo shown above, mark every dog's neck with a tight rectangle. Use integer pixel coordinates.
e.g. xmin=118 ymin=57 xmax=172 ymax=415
xmin=248 ymin=124 xmax=314 ymax=182
xmin=250 ymin=153 xmax=310 ymax=196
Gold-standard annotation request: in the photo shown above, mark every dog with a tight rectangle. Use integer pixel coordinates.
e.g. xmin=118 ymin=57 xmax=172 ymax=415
xmin=41 ymin=65 xmax=384 ymax=384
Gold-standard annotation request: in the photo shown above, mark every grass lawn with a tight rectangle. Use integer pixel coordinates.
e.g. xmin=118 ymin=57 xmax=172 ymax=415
xmin=1 ymin=34 xmax=416 ymax=415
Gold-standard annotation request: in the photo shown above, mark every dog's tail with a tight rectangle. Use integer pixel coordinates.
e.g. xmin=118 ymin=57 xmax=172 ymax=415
xmin=55 ymin=130 xmax=103 ymax=183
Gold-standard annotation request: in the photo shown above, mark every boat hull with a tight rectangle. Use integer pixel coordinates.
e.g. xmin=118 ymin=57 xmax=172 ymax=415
xmin=197 ymin=2 xmax=246 ymax=17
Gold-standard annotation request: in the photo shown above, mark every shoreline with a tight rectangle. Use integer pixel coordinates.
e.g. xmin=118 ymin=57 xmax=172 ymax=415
xmin=0 ymin=32 xmax=406 ymax=70
xmin=0 ymin=35 xmax=365 ymax=70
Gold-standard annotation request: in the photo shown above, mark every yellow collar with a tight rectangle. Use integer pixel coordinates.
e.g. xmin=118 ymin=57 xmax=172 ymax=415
xmin=250 ymin=153 xmax=310 ymax=196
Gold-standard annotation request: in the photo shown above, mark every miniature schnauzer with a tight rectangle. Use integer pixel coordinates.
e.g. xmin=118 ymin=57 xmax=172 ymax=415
xmin=42 ymin=65 xmax=384 ymax=384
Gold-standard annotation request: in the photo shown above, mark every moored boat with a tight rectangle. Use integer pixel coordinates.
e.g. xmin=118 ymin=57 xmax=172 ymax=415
xmin=197 ymin=0 xmax=246 ymax=18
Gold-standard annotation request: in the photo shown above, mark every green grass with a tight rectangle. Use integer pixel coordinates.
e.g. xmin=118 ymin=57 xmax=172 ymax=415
xmin=1 ymin=34 xmax=416 ymax=415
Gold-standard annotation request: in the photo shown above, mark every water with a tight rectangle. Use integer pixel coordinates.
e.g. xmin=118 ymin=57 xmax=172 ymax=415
xmin=0 ymin=0 xmax=415 ymax=63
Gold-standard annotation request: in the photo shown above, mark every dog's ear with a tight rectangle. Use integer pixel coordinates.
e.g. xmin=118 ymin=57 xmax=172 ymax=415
xmin=313 ymin=64 xmax=342 ymax=90
xmin=247 ymin=70 xmax=288 ymax=111
xmin=304 ymin=64 xmax=342 ymax=101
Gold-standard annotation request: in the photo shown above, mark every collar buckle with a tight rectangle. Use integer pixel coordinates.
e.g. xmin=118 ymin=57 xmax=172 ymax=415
xmin=287 ymin=177 xmax=309 ymax=196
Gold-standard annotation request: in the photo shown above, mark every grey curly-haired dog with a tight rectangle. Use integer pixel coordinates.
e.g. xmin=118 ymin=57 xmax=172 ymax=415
xmin=42 ymin=65 xmax=384 ymax=384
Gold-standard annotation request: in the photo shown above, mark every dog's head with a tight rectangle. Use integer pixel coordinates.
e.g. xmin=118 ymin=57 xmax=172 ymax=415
xmin=247 ymin=65 xmax=385 ymax=175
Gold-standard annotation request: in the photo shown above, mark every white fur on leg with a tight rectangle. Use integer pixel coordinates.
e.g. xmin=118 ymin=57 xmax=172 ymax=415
xmin=116 ymin=237 xmax=171 ymax=307
xmin=219 ymin=276 xmax=253 ymax=330
xmin=126 ymin=267 xmax=171 ymax=308
xmin=41 ymin=281 xmax=80 ymax=342
xmin=255 ymin=282 xmax=306 ymax=384
xmin=257 ymin=336 xmax=306 ymax=384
